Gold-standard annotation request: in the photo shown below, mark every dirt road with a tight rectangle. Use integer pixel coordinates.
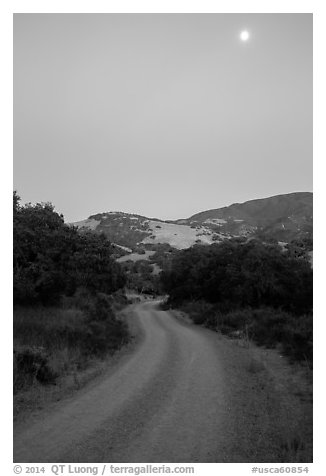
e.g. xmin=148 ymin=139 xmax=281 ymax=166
xmin=14 ymin=301 xmax=311 ymax=462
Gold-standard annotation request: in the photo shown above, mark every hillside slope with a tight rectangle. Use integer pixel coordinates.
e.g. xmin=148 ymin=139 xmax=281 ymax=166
xmin=70 ymin=192 xmax=313 ymax=251
xmin=185 ymin=192 xmax=312 ymax=242
xmin=71 ymin=213 xmax=222 ymax=251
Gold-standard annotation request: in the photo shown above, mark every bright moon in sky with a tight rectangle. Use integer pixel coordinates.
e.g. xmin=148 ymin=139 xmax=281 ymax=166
xmin=240 ymin=30 xmax=250 ymax=42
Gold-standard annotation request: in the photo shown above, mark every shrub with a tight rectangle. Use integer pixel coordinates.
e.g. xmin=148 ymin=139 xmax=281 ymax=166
xmin=184 ymin=303 xmax=312 ymax=363
xmin=281 ymin=313 xmax=312 ymax=362
xmin=14 ymin=345 xmax=58 ymax=392
xmin=216 ymin=309 xmax=253 ymax=334
xmin=82 ymin=293 xmax=129 ymax=356
xmin=249 ymin=308 xmax=290 ymax=347
xmin=181 ymin=300 xmax=215 ymax=325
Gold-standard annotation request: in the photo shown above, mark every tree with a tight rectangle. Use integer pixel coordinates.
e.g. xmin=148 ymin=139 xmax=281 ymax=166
xmin=161 ymin=239 xmax=312 ymax=314
xmin=13 ymin=192 xmax=126 ymax=304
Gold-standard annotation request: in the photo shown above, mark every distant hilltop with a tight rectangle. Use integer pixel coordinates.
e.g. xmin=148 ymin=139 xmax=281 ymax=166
xmin=70 ymin=192 xmax=312 ymax=251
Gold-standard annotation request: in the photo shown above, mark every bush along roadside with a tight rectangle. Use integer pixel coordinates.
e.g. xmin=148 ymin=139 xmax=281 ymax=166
xmin=176 ymin=301 xmax=312 ymax=364
xmin=160 ymin=239 xmax=313 ymax=364
xmin=13 ymin=290 xmax=130 ymax=395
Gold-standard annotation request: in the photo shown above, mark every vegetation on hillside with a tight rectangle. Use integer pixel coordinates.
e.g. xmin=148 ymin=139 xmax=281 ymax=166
xmin=87 ymin=212 xmax=152 ymax=250
xmin=187 ymin=192 xmax=313 ymax=243
xmin=160 ymin=239 xmax=313 ymax=362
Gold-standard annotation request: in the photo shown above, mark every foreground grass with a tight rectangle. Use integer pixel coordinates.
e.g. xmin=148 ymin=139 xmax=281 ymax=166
xmin=14 ymin=307 xmax=87 ymax=391
xmin=13 ymin=291 xmax=130 ymax=418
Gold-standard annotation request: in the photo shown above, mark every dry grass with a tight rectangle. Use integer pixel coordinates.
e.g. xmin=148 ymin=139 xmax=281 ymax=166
xmin=241 ymin=340 xmax=313 ymax=462
xmin=14 ymin=304 xmax=140 ymax=423
xmin=14 ymin=306 xmax=88 ymax=395
xmin=13 ymin=298 xmax=130 ymax=419
xmin=14 ymin=306 xmax=86 ymax=348
xmin=277 ymin=436 xmax=308 ymax=463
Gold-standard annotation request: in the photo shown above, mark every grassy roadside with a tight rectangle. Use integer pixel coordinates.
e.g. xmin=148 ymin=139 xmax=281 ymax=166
xmin=13 ymin=291 xmax=137 ymax=421
xmin=166 ymin=299 xmax=312 ymax=365
xmin=170 ymin=306 xmax=313 ymax=462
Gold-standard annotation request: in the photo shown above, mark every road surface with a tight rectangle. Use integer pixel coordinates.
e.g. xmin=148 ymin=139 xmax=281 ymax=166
xmin=13 ymin=300 xmax=301 ymax=463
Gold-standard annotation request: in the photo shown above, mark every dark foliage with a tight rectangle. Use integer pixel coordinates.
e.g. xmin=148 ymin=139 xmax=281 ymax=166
xmin=121 ymin=259 xmax=161 ymax=294
xmin=161 ymin=239 xmax=312 ymax=315
xmin=13 ymin=192 xmax=126 ymax=305
xmin=161 ymin=239 xmax=313 ymax=362
xmin=179 ymin=303 xmax=313 ymax=363
xmin=14 ymin=346 xmax=58 ymax=387
xmin=76 ymin=291 xmax=129 ymax=356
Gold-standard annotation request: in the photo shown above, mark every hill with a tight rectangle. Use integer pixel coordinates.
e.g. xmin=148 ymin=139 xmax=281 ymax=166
xmin=70 ymin=192 xmax=313 ymax=252
xmin=70 ymin=212 xmax=221 ymax=251
xmin=184 ymin=192 xmax=313 ymax=242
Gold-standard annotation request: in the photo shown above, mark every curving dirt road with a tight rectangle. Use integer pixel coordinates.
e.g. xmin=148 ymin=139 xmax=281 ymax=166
xmin=14 ymin=300 xmax=311 ymax=463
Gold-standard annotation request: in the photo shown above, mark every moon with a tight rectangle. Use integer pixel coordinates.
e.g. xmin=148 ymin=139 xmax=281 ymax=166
xmin=240 ymin=30 xmax=250 ymax=42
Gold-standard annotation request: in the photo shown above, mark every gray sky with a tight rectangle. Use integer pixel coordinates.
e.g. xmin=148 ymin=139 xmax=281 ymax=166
xmin=14 ymin=13 xmax=312 ymax=222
